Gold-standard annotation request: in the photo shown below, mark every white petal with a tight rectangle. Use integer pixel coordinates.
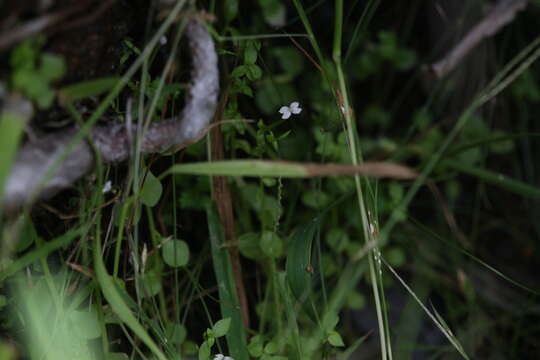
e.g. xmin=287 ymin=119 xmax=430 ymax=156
xmin=289 ymin=102 xmax=302 ymax=114
xmin=281 ymin=110 xmax=291 ymax=119
xmin=213 ymin=355 xmax=224 ymax=360
xmin=102 ymin=180 xmax=112 ymax=194
xmin=278 ymin=106 xmax=289 ymax=114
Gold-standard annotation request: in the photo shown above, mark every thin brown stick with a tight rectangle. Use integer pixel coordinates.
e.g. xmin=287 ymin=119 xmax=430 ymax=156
xmin=57 ymin=0 xmax=115 ymax=32
xmin=0 ymin=1 xmax=92 ymax=50
xmin=210 ymin=85 xmax=251 ymax=330
xmin=428 ymin=0 xmax=528 ymax=79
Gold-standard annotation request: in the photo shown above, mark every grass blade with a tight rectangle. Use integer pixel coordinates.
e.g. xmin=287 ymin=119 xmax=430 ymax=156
xmin=443 ymin=159 xmax=540 ymax=199
xmin=162 ymin=160 xmax=416 ymax=179
xmin=0 ymin=226 xmax=86 ymax=282
xmin=93 ymin=233 xmax=167 ymax=360
xmin=207 ymin=206 xmax=249 ymax=360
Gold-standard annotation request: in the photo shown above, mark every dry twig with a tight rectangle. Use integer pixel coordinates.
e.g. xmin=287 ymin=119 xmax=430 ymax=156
xmin=428 ymin=0 xmax=528 ymax=79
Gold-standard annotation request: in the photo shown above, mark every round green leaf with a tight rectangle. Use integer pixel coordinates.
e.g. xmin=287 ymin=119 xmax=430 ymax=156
xmin=166 ymin=322 xmax=187 ymax=345
xmin=260 ymin=231 xmax=283 ymax=259
xmin=140 ymin=170 xmax=162 ymax=207
xmin=137 ymin=269 xmax=162 ymax=298
xmin=161 ymin=239 xmax=189 ymax=267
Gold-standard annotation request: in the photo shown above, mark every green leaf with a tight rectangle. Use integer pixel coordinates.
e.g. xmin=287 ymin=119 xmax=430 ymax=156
xmin=247 ymin=335 xmax=264 ymax=357
xmin=244 ymin=41 xmax=259 ymax=65
xmin=59 ymin=77 xmax=120 ymax=104
xmin=260 ymin=231 xmax=283 ymax=259
xmin=224 ymin=0 xmax=239 ymax=22
xmin=40 ymin=53 xmax=65 ymax=81
xmin=264 ymin=341 xmax=278 ymax=354
xmin=161 ymin=239 xmax=190 ymax=267
xmin=238 ymin=232 xmax=263 ymax=260
xmin=272 ymin=47 xmax=304 ymax=77
xmin=286 ymin=219 xmax=320 ymax=320
xmin=327 ymin=330 xmax=345 ymax=347
xmin=140 ymin=170 xmax=163 ymax=207
xmin=166 ymin=322 xmax=187 ymax=344
xmin=207 ymin=207 xmax=249 ymax=360
xmin=69 ymin=309 xmax=102 ymax=339
xmin=245 ymin=64 xmax=263 ymax=80
xmin=260 ymin=0 xmax=286 ymax=27
xmin=212 ymin=317 xmax=231 ymax=337
xmin=302 ymin=189 xmax=331 ymax=209
xmin=137 ymin=269 xmax=162 ymax=298
xmin=0 ymin=109 xmax=27 ymax=205
xmin=198 ymin=341 xmax=211 ymax=360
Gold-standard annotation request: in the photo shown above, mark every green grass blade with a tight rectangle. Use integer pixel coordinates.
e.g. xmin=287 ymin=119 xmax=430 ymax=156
xmin=444 ymin=159 xmax=540 ymax=199
xmin=93 ymin=233 xmax=167 ymax=360
xmin=0 ymin=226 xmax=86 ymax=282
xmin=58 ymin=77 xmax=121 ymax=104
xmin=0 ymin=103 xmax=30 ymax=209
xmin=207 ymin=206 xmax=249 ymax=360
xmin=383 ymin=258 xmax=470 ymax=360
xmin=162 ymin=160 xmax=415 ymax=179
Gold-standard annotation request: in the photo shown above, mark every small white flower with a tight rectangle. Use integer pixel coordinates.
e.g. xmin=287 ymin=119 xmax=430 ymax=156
xmin=278 ymin=101 xmax=302 ymax=119
xmin=160 ymin=36 xmax=168 ymax=45
xmin=102 ymin=180 xmax=112 ymax=194
xmin=213 ymin=354 xmax=234 ymax=360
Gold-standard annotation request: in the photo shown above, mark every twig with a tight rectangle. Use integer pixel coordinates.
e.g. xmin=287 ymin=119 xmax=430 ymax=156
xmin=428 ymin=0 xmax=528 ymax=79
xmin=0 ymin=1 xmax=91 ymax=50
xmin=210 ymin=85 xmax=251 ymax=329
xmin=57 ymin=0 xmax=115 ymax=32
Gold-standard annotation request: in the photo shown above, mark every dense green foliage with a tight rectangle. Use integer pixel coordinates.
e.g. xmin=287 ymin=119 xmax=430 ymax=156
xmin=1 ymin=1 xmax=540 ymax=359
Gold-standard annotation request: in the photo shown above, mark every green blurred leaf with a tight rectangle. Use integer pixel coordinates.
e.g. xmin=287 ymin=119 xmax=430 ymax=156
xmin=244 ymin=41 xmax=259 ymax=64
xmin=272 ymin=47 xmax=304 ymax=77
xmin=161 ymin=239 xmax=190 ymax=267
xmin=0 ymin=111 xmax=27 ymax=205
xmin=327 ymin=330 xmax=345 ymax=347
xmin=238 ymin=232 xmax=263 ymax=260
xmin=59 ymin=77 xmax=120 ymax=104
xmin=69 ymin=309 xmax=102 ymax=339
xmin=140 ymin=170 xmax=163 ymax=207
xmin=198 ymin=341 xmax=211 ymax=360
xmin=286 ymin=219 xmax=320 ymax=320
xmin=260 ymin=231 xmax=283 ymax=258
xmin=302 ymin=189 xmax=331 ymax=209
xmin=224 ymin=0 xmax=239 ymax=22
xmin=166 ymin=322 xmax=187 ymax=345
xmin=260 ymin=0 xmax=286 ymax=27
xmin=40 ymin=54 xmax=65 ymax=81
xmin=137 ymin=269 xmax=162 ymax=298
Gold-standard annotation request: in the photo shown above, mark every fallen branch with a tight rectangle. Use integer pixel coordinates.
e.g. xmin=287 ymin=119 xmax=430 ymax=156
xmin=2 ymin=18 xmax=219 ymax=215
xmin=428 ymin=0 xmax=528 ymax=79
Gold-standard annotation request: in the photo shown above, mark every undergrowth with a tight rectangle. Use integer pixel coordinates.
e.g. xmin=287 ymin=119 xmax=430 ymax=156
xmin=1 ymin=1 xmax=540 ymax=359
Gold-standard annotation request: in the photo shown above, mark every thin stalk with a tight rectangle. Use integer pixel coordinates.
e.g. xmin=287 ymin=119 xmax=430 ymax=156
xmin=333 ymin=1 xmax=391 ymax=358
